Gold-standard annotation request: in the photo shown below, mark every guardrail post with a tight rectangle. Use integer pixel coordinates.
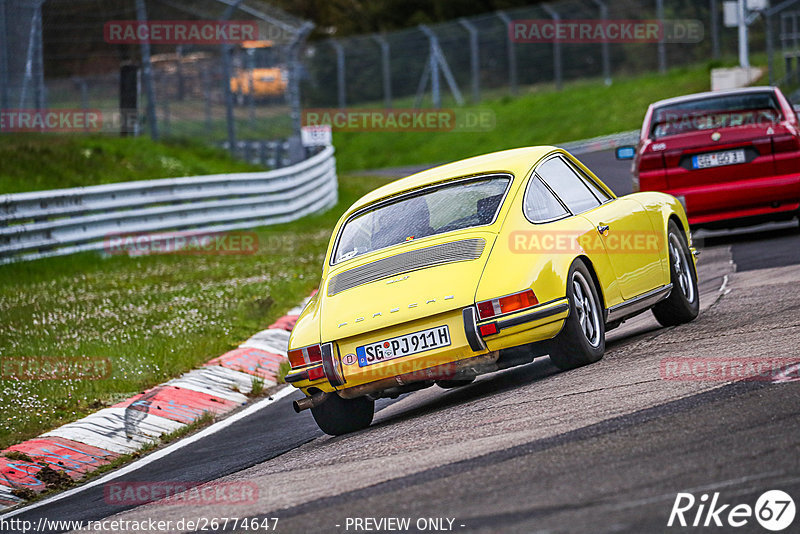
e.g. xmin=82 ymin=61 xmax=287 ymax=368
xmin=75 ymin=77 xmax=88 ymax=111
xmin=711 ymin=0 xmax=720 ymax=59
xmin=459 ymin=18 xmax=481 ymax=102
xmin=161 ymin=85 xmax=171 ymax=137
xmin=591 ymin=0 xmax=612 ymax=85
xmin=221 ymin=0 xmax=245 ymax=159
xmin=331 ymin=40 xmax=346 ymax=109
xmin=372 ymin=35 xmax=392 ymax=109
xmin=247 ymin=48 xmax=256 ymax=129
xmin=419 ymin=24 xmax=463 ymax=108
xmin=202 ymin=67 xmax=212 ymax=132
xmin=656 ymin=0 xmax=667 ymax=73
xmin=540 ymin=5 xmax=562 ymax=91
xmin=0 ymin=0 xmax=8 ymax=110
xmin=33 ymin=0 xmax=45 ymax=110
xmin=119 ymin=67 xmax=138 ymax=136
xmin=422 ymin=26 xmax=441 ymax=108
xmin=287 ymin=22 xmax=314 ymax=164
xmin=19 ymin=3 xmax=44 ymax=111
xmin=135 ymin=0 xmax=159 ymax=140
xmin=496 ymin=11 xmax=519 ymax=95
xmin=176 ymin=45 xmax=185 ymax=100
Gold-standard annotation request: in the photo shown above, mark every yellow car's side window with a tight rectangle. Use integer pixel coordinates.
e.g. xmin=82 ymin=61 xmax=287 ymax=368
xmin=537 ymin=157 xmax=602 ymax=215
xmin=523 ymin=176 xmax=569 ymax=223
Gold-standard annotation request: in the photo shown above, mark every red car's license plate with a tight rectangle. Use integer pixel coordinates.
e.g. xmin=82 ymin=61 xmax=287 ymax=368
xmin=691 ymin=149 xmax=746 ymax=169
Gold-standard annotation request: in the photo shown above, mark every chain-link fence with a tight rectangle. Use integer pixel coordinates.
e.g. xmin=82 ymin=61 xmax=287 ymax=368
xmin=1 ymin=0 xmax=312 ymax=167
xmin=301 ymin=0 xmax=772 ymax=110
xmin=768 ymin=0 xmax=800 ymax=99
xmin=1 ymin=0 xmax=794 ymax=169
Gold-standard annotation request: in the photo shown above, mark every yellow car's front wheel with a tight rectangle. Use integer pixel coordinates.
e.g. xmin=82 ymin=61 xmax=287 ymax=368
xmin=652 ymin=221 xmax=699 ymax=327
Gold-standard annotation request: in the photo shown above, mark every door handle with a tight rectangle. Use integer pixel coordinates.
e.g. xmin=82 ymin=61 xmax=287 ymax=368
xmin=597 ymin=224 xmax=610 ymax=235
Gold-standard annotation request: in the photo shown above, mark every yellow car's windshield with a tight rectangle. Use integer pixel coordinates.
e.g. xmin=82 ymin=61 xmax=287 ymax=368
xmin=332 ymin=176 xmax=510 ymax=264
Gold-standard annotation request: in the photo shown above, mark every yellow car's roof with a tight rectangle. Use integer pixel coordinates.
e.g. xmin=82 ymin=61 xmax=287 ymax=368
xmin=349 ymin=146 xmax=557 ymax=214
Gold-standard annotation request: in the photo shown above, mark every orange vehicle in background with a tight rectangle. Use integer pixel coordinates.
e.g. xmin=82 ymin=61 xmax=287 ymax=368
xmin=229 ymin=40 xmax=287 ymax=103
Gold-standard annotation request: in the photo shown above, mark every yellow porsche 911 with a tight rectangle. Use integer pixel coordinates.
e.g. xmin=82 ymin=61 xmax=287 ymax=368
xmin=286 ymin=146 xmax=699 ymax=435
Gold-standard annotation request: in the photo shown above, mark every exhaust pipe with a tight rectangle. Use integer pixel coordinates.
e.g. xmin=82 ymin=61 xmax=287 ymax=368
xmin=338 ymin=351 xmax=500 ymax=399
xmin=292 ymin=391 xmax=330 ymax=412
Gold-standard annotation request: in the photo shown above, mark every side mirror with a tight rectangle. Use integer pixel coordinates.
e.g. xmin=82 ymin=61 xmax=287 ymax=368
xmin=615 ymin=146 xmax=636 ymax=160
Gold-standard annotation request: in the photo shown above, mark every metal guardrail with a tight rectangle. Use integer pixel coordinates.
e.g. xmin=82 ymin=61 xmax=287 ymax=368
xmin=559 ymin=130 xmax=641 ymax=155
xmin=0 ymin=146 xmax=337 ymax=264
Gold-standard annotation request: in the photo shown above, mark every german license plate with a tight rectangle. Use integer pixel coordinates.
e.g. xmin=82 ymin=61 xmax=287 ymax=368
xmin=356 ymin=325 xmax=451 ymax=367
xmin=691 ymin=149 xmax=746 ymax=169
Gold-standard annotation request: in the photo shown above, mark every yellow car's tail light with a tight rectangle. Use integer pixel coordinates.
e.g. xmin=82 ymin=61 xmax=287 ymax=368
xmin=288 ymin=344 xmax=322 ymax=368
xmin=477 ymin=289 xmax=538 ymax=320
xmin=478 ymin=323 xmax=498 ymax=336
xmin=307 ymin=365 xmax=325 ymax=381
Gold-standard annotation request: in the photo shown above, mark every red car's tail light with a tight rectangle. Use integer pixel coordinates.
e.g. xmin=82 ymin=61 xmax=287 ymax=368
xmin=477 ymin=289 xmax=538 ymax=320
xmin=639 ymin=152 xmax=665 ymax=171
xmin=663 ymin=149 xmax=682 ymax=168
xmin=288 ymin=344 xmax=322 ymax=368
xmin=751 ymin=136 xmax=772 ymax=155
xmin=772 ymin=134 xmax=800 ymax=153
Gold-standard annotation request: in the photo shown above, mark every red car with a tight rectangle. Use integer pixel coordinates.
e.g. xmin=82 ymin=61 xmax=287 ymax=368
xmin=617 ymin=86 xmax=800 ymax=228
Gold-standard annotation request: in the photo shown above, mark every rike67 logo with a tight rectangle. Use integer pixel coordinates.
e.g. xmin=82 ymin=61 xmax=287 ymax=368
xmin=668 ymin=490 xmax=795 ymax=531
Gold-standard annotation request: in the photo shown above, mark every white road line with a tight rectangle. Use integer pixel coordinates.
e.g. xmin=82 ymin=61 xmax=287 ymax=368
xmin=0 ymin=386 xmax=297 ymax=519
xmin=719 ymin=274 xmax=730 ymax=295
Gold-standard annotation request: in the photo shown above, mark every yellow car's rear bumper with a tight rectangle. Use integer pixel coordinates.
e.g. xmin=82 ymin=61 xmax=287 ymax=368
xmin=477 ymin=297 xmax=569 ymax=352
xmin=285 ymin=298 xmax=569 ymax=396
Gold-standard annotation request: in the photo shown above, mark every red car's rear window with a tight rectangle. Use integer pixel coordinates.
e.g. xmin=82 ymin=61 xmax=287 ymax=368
xmin=650 ymin=92 xmax=782 ymax=139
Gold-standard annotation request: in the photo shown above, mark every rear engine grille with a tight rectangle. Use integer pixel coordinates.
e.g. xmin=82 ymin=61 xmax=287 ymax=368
xmin=327 ymin=238 xmax=486 ymax=296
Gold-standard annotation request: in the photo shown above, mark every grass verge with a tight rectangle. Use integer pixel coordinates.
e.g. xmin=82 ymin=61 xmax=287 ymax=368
xmin=0 ymin=173 xmax=392 ymax=450
xmin=332 ymin=63 xmax=716 ymax=172
xmin=0 ymin=135 xmax=264 ymax=194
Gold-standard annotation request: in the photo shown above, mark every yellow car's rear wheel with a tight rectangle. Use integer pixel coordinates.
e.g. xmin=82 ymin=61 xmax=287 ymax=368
xmin=311 ymin=394 xmax=374 ymax=436
xmin=547 ymin=260 xmax=605 ymax=370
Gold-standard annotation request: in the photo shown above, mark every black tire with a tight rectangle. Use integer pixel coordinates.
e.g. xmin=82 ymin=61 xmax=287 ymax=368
xmin=311 ymin=394 xmax=374 ymax=436
xmin=436 ymin=378 xmax=475 ymax=389
xmin=548 ymin=260 xmax=605 ymax=371
xmin=652 ymin=220 xmax=699 ymax=327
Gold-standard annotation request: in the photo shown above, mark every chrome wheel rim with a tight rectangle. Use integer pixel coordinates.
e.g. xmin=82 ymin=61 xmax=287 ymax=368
xmin=669 ymin=234 xmax=695 ymax=304
xmin=573 ymin=271 xmax=602 ymax=348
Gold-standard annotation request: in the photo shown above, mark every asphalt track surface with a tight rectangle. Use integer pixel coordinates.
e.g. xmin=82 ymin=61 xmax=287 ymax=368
xmin=4 ymin=150 xmax=800 ymax=534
